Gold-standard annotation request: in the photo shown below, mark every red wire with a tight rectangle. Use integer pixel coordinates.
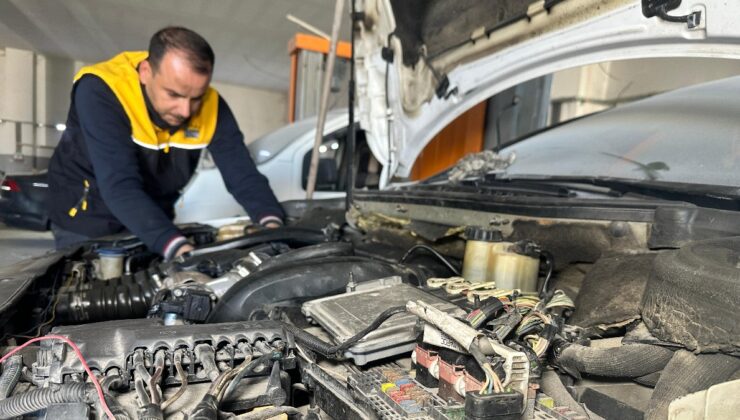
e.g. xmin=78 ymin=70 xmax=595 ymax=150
xmin=0 ymin=335 xmax=115 ymax=420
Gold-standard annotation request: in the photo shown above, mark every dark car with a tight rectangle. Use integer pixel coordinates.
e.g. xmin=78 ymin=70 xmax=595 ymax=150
xmin=0 ymin=171 xmax=49 ymax=230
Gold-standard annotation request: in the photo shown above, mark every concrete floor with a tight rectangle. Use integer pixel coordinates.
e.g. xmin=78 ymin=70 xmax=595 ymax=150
xmin=0 ymin=223 xmax=55 ymax=267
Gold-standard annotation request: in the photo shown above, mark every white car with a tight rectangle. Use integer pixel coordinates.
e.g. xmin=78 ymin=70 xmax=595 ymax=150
xmin=174 ymin=109 xmax=382 ymax=223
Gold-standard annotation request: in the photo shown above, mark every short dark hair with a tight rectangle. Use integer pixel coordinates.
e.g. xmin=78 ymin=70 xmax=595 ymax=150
xmin=148 ymin=27 xmax=215 ymax=74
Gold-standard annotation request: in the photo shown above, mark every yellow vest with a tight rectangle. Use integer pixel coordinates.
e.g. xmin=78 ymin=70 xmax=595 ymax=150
xmin=74 ymin=51 xmax=219 ymax=152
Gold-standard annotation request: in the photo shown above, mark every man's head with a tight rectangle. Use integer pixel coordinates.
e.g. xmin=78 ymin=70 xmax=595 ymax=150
xmin=138 ymin=27 xmax=215 ymax=127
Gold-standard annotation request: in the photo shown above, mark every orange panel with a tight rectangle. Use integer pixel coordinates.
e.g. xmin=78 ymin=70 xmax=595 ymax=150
xmin=287 ymin=33 xmax=352 ymax=121
xmin=288 ymin=53 xmax=298 ymax=123
xmin=288 ymin=33 xmax=352 ymax=59
xmin=410 ymin=102 xmax=487 ymax=180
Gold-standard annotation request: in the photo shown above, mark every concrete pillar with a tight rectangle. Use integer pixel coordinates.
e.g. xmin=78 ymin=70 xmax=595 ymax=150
xmin=0 ymin=48 xmax=75 ymax=172
xmin=36 ymin=54 xmax=75 ymax=159
xmin=0 ymin=48 xmax=34 ymax=166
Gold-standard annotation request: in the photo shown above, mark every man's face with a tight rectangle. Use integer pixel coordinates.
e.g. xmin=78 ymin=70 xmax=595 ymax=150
xmin=139 ymin=50 xmax=211 ymax=127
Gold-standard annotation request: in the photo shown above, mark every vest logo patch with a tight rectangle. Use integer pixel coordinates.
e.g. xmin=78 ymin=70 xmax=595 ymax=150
xmin=185 ymin=128 xmax=200 ymax=139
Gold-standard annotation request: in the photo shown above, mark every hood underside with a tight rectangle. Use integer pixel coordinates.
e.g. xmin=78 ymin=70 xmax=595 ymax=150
xmin=355 ymin=0 xmax=740 ymax=180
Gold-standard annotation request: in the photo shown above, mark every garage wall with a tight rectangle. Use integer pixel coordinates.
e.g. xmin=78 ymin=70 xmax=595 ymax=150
xmin=550 ymin=57 xmax=740 ymax=123
xmin=0 ymin=48 xmax=39 ymax=173
xmin=211 ymin=81 xmax=287 ymax=144
xmin=0 ymin=47 xmax=288 ymax=173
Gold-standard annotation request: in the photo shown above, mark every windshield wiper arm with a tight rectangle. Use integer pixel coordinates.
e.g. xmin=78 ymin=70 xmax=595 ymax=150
xmin=456 ymin=176 xmax=578 ymax=198
xmin=500 ymin=175 xmax=740 ymax=208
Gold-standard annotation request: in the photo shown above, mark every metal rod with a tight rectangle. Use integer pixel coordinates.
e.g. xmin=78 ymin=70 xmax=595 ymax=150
xmin=32 ymin=52 xmax=38 ymax=171
xmin=305 ymin=0 xmax=345 ymax=199
xmin=15 ymin=143 xmax=55 ymax=150
xmin=286 ymin=14 xmax=331 ymax=40
xmin=345 ymin=0 xmax=357 ymax=211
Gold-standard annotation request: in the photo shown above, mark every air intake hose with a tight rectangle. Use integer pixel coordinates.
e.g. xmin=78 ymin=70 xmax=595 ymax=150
xmin=255 ymin=242 xmax=353 ymax=273
xmin=644 ymin=350 xmax=740 ymax=420
xmin=554 ymin=341 xmax=674 ymax=379
xmin=55 ymin=269 xmax=159 ymax=323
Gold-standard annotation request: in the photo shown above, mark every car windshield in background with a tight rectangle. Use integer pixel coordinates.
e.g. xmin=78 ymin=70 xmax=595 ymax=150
xmin=499 ymin=75 xmax=740 ymax=188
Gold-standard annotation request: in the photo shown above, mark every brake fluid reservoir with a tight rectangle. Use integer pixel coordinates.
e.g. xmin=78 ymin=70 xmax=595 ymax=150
xmin=462 ymin=226 xmax=503 ymax=283
xmin=490 ymin=241 xmax=540 ymax=292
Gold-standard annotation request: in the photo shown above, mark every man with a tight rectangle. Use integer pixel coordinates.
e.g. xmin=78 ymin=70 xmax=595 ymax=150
xmin=46 ymin=27 xmax=284 ymax=259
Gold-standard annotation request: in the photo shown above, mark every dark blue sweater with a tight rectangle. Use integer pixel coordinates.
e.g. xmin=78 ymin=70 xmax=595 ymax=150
xmin=47 ymin=75 xmax=284 ymax=257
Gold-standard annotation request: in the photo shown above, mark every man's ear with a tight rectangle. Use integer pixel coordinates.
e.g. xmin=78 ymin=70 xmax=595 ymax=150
xmin=139 ymin=59 xmax=153 ymax=85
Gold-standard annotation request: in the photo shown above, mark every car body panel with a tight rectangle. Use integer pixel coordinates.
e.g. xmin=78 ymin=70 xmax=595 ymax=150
xmin=356 ymin=0 xmax=740 ymax=178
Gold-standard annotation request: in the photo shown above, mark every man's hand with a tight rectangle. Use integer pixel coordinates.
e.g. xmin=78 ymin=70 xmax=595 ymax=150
xmin=175 ymin=243 xmax=195 ymax=257
xmin=246 ymin=222 xmax=282 ymax=234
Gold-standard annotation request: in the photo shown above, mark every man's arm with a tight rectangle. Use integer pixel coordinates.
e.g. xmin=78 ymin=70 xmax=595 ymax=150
xmin=76 ymin=76 xmax=189 ymax=259
xmin=208 ymin=96 xmax=285 ymax=226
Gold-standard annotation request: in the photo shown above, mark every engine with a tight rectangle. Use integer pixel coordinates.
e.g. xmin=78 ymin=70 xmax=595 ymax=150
xmin=0 ymin=212 xmax=738 ymax=420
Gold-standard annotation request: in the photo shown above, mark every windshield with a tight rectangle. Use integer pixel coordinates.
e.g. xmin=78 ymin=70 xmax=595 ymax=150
xmin=498 ymin=75 xmax=740 ymax=188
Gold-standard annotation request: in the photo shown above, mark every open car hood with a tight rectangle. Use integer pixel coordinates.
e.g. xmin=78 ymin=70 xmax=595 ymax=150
xmin=356 ymin=0 xmax=740 ymax=180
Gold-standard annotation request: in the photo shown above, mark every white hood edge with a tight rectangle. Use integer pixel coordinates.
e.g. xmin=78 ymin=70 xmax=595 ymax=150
xmin=356 ymin=0 xmax=740 ymax=180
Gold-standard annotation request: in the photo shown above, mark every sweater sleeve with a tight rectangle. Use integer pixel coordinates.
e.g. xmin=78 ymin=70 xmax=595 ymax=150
xmin=207 ymin=96 xmax=285 ymax=225
xmin=75 ymin=75 xmax=186 ymax=258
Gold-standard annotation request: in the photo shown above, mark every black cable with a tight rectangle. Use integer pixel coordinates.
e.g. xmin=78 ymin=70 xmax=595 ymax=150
xmin=284 ymin=305 xmax=407 ymax=358
xmin=103 ymin=392 xmax=133 ymax=420
xmin=539 ymin=251 xmax=555 ymax=300
xmin=656 ymin=5 xmax=701 ymax=27
xmin=221 ymin=353 xmax=273 ymax=403
xmin=468 ymin=298 xmax=505 ymax=328
xmin=0 ymin=383 xmax=93 ymax=418
xmin=400 ymin=245 xmax=461 ymax=276
xmin=335 ymin=305 xmax=407 ymax=353
xmin=100 ymin=375 xmax=123 ymax=393
xmin=0 ymin=356 xmax=22 ymax=400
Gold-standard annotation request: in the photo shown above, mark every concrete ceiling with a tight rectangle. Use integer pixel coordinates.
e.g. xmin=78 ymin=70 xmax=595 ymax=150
xmin=0 ymin=0 xmax=351 ymax=92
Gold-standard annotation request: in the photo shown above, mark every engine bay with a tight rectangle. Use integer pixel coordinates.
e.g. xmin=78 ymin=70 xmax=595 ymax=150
xmin=0 ymin=205 xmax=738 ymax=420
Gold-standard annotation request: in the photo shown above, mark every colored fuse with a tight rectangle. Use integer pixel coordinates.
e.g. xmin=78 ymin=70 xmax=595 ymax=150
xmin=405 ymin=405 xmax=423 ymax=414
xmin=381 ymin=383 xmax=397 ymax=393
xmin=399 ymin=400 xmax=421 ymax=412
xmin=538 ymin=396 xmax=555 ymax=409
xmin=395 ymin=378 xmax=411 ymax=385
xmin=409 ymin=394 xmax=431 ymax=403
xmin=389 ymin=390 xmax=407 ymax=399
xmin=399 ymin=383 xmax=415 ymax=392
xmin=407 ymin=389 xmax=426 ymax=396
